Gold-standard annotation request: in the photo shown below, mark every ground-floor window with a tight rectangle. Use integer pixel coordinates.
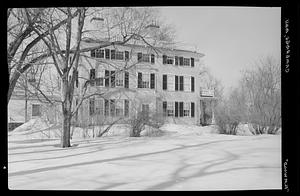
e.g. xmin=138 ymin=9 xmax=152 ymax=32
xmin=90 ymin=98 xmax=129 ymax=118
xmin=163 ymin=101 xmax=195 ymax=118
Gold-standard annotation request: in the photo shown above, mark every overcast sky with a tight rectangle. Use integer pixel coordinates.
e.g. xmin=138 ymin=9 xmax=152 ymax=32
xmin=158 ymin=6 xmax=281 ymax=95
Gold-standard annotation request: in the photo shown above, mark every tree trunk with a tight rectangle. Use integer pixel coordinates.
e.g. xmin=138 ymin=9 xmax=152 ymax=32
xmin=60 ymin=78 xmax=73 ymax=148
xmin=61 ymin=108 xmax=71 ymax=148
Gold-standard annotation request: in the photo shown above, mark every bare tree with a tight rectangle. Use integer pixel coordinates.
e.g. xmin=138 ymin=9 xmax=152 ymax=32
xmin=7 ymin=8 xmax=81 ymax=104
xmin=26 ymin=7 xmax=175 ymax=147
xmin=214 ymin=56 xmax=281 ymax=135
xmin=241 ymin=56 xmax=281 ymax=134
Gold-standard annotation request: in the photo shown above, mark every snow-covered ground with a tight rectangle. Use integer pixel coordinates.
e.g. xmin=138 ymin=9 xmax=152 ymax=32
xmin=8 ymin=123 xmax=282 ymax=190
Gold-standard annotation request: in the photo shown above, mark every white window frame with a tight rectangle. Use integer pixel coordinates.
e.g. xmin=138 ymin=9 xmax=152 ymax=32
xmin=116 ymin=51 xmax=124 ymax=60
xmin=167 ymin=102 xmax=174 ymax=116
xmin=167 ymin=75 xmax=175 ymax=91
xmin=183 ymin=102 xmax=190 ymax=117
xmin=183 ymin=58 xmax=190 ymax=66
xmin=115 ymin=72 xmax=124 ymax=87
xmin=184 ymin=76 xmax=191 ymax=92
xmin=166 ymin=56 xmax=174 ymax=65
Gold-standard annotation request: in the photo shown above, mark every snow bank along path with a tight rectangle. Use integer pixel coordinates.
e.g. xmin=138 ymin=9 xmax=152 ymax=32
xmin=8 ymin=124 xmax=281 ymax=190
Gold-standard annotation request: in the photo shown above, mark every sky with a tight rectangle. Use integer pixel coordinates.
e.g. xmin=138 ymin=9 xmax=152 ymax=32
xmin=158 ymin=6 xmax=281 ymax=95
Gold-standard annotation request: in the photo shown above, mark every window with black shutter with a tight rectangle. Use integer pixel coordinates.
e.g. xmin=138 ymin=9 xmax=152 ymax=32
xmin=90 ymin=69 xmax=95 ymax=86
xmin=110 ymin=71 xmax=115 ymax=87
xmin=105 ymin=49 xmax=110 ymax=59
xmin=175 ymin=102 xmax=178 ymax=117
xmin=191 ymin=76 xmax=195 ymax=92
xmin=191 ymin=58 xmax=194 ymax=67
xmin=138 ymin=53 xmax=142 ymax=62
xmin=191 ymin=102 xmax=195 ymax=117
xmin=163 ymin=55 xmax=167 ymax=64
xmin=150 ymin=73 xmax=155 ymax=89
xmin=124 ymin=99 xmax=129 ymax=117
xmin=179 ymin=76 xmax=184 ymax=91
xmin=179 ymin=57 xmax=183 ymax=66
xmin=175 ymin=75 xmax=178 ymax=91
xmin=104 ymin=99 xmax=109 ymax=116
xmin=138 ymin=72 xmax=142 ymax=88
xmin=110 ymin=99 xmax=115 ymax=117
xmin=124 ymin=71 xmax=129 ymax=88
xmin=111 ymin=50 xmax=116 ymax=60
xmin=125 ymin=51 xmax=129 ymax=61
xmin=163 ymin=74 xmax=167 ymax=90
xmin=175 ymin=56 xmax=178 ymax=65
xmin=163 ymin=101 xmax=167 ymax=116
xmin=151 ymin=54 xmax=155 ymax=64
xmin=105 ymin=70 xmax=110 ymax=87
xmin=179 ymin=102 xmax=184 ymax=117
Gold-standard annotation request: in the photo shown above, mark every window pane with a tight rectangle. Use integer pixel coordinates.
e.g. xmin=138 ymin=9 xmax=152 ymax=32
xmin=184 ymin=76 xmax=191 ymax=92
xmin=167 ymin=75 xmax=174 ymax=91
xmin=116 ymin=51 xmax=124 ymax=60
xmin=32 ymin=104 xmax=41 ymax=116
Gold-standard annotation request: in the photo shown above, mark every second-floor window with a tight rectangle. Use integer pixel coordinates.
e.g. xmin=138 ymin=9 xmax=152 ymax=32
xmin=163 ymin=55 xmax=174 ymax=65
xmin=138 ymin=53 xmax=153 ymax=63
xmin=138 ymin=72 xmax=155 ymax=89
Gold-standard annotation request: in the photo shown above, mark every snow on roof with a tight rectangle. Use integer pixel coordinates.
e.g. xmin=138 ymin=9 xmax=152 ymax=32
xmin=75 ymin=38 xmax=205 ymax=57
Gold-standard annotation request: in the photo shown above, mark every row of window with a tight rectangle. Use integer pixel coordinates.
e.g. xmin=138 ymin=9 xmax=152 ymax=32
xmin=89 ymin=98 xmax=129 ymax=117
xmin=89 ymin=69 xmax=195 ymax=92
xmin=163 ymin=101 xmax=195 ymax=118
xmin=163 ymin=75 xmax=195 ymax=92
xmin=91 ymin=49 xmax=130 ymax=61
xmin=163 ymin=55 xmax=195 ymax=67
xmin=90 ymin=48 xmax=195 ymax=67
xmin=90 ymin=69 xmax=129 ymax=88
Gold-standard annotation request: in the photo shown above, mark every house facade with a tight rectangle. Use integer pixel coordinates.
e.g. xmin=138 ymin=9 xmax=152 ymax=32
xmin=7 ymin=39 xmax=216 ymax=130
xmin=73 ymin=39 xmax=216 ymax=126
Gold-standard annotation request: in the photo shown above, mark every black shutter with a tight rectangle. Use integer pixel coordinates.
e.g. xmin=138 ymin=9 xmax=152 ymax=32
xmin=105 ymin=49 xmax=110 ymax=59
xmin=191 ymin=58 xmax=194 ymax=67
xmin=163 ymin=74 xmax=167 ymax=90
xmin=191 ymin=102 xmax=195 ymax=117
xmin=110 ymin=99 xmax=115 ymax=117
xmin=125 ymin=51 xmax=129 ymax=61
xmin=151 ymin=54 xmax=155 ymax=64
xmin=150 ymin=73 xmax=155 ymax=89
xmin=138 ymin=72 xmax=142 ymax=88
xmin=138 ymin=53 xmax=142 ymax=62
xmin=124 ymin=71 xmax=129 ymax=88
xmin=179 ymin=76 xmax=184 ymax=91
xmin=105 ymin=70 xmax=110 ymax=87
xmin=163 ymin=101 xmax=167 ymax=116
xmin=90 ymin=69 xmax=95 ymax=86
xmin=179 ymin=57 xmax=183 ymax=66
xmin=110 ymin=71 xmax=115 ymax=87
xmin=124 ymin=100 xmax=129 ymax=117
xmin=191 ymin=76 xmax=195 ymax=92
xmin=175 ymin=75 xmax=178 ymax=91
xmin=179 ymin=102 xmax=184 ymax=117
xmin=163 ymin=55 xmax=167 ymax=64
xmin=75 ymin=70 xmax=79 ymax=88
xmin=89 ymin=98 xmax=95 ymax=116
xmin=91 ymin=49 xmax=96 ymax=57
xmin=104 ymin=99 xmax=109 ymax=116
xmin=175 ymin=102 xmax=178 ymax=117
xmin=111 ymin=50 xmax=116 ymax=60
xmin=175 ymin=56 xmax=178 ymax=65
